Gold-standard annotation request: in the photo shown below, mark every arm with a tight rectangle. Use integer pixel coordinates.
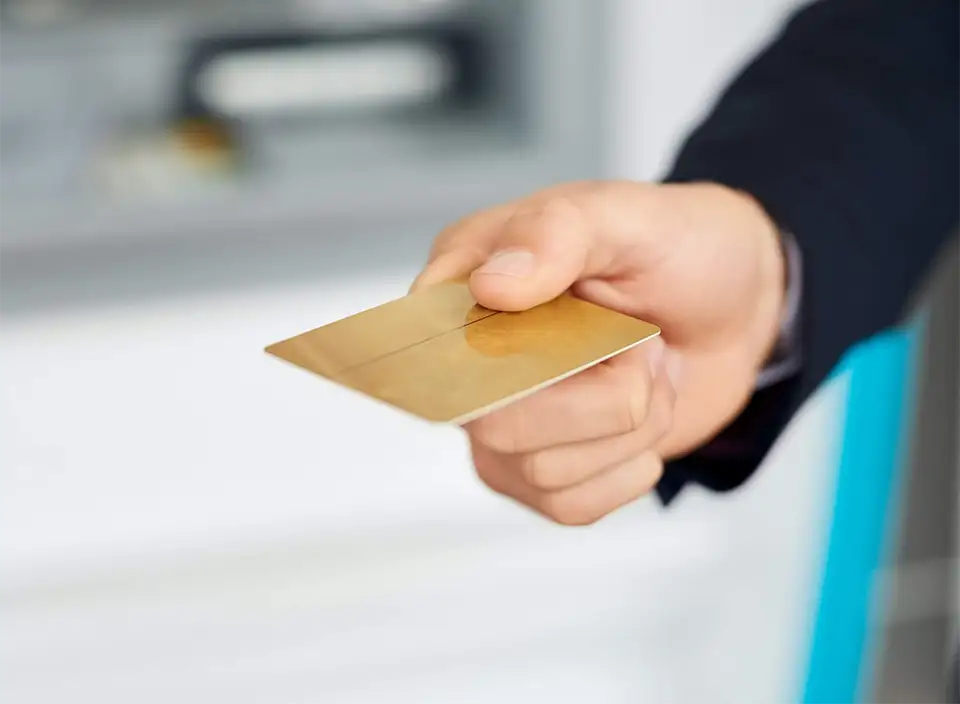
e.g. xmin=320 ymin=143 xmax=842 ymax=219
xmin=658 ymin=0 xmax=959 ymax=501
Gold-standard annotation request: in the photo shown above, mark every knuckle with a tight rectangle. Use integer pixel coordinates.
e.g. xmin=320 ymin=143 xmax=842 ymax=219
xmin=541 ymin=194 xmax=578 ymax=214
xmin=519 ymin=452 xmax=560 ymax=490
xmin=518 ymin=452 xmax=545 ymax=488
xmin=468 ymin=416 xmax=518 ymax=455
xmin=511 ymin=195 xmax=583 ymax=234
xmin=471 ymin=448 xmax=508 ymax=495
xmin=638 ymin=454 xmax=665 ymax=490
xmin=471 ymin=451 xmax=493 ymax=482
xmin=539 ymin=493 xmax=602 ymax=527
xmin=474 ymin=460 xmax=506 ymax=497
xmin=539 ymin=195 xmax=589 ymax=233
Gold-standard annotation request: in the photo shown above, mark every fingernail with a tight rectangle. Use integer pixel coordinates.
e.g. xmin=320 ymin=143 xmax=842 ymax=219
xmin=475 ymin=249 xmax=536 ymax=278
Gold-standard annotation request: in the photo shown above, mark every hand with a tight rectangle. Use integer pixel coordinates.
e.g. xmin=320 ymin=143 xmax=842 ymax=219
xmin=411 ymin=181 xmax=786 ymax=525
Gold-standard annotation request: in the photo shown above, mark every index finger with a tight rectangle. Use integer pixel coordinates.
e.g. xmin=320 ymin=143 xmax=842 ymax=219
xmin=465 ymin=342 xmax=659 ymax=454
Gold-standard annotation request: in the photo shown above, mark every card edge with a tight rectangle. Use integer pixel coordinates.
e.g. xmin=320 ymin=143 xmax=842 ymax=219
xmin=447 ymin=328 xmax=662 ymax=426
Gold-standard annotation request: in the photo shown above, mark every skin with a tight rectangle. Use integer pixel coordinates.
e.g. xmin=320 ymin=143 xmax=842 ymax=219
xmin=410 ymin=180 xmax=786 ymax=525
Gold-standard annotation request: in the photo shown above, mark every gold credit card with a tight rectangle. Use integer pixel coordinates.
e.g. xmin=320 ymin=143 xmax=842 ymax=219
xmin=265 ymin=280 xmax=660 ymax=425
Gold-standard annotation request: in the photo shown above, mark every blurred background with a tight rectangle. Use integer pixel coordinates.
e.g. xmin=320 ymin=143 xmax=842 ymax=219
xmin=1 ymin=1 xmax=955 ymax=702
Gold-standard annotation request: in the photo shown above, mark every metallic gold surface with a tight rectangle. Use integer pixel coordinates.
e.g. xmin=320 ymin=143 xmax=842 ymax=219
xmin=266 ymin=282 xmax=660 ymax=424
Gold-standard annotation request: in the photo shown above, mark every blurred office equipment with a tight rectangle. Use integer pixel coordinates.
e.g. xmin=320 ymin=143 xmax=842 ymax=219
xmin=0 ymin=0 xmax=605 ymax=258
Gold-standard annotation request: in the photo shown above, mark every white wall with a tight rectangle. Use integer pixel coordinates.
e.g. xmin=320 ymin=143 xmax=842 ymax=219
xmin=607 ymin=0 xmax=802 ymax=180
xmin=2 ymin=2 xmax=843 ymax=702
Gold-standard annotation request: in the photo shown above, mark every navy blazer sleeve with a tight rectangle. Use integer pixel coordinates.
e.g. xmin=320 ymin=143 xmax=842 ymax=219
xmin=657 ymin=0 xmax=959 ymax=503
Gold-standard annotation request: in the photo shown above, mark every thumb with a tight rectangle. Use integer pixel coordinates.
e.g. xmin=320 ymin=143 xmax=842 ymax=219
xmin=468 ymin=198 xmax=592 ymax=312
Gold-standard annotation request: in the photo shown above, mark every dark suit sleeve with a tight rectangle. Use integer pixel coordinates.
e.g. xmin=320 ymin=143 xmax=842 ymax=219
xmin=656 ymin=0 xmax=959 ymax=503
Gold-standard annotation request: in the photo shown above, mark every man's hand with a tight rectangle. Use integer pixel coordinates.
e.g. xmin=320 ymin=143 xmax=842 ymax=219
xmin=411 ymin=181 xmax=786 ymax=525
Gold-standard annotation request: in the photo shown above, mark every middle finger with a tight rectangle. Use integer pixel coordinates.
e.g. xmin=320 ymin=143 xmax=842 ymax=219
xmin=466 ymin=341 xmax=661 ymax=454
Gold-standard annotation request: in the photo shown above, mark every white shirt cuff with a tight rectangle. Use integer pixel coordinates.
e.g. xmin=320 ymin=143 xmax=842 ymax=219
xmin=755 ymin=229 xmax=803 ymax=389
